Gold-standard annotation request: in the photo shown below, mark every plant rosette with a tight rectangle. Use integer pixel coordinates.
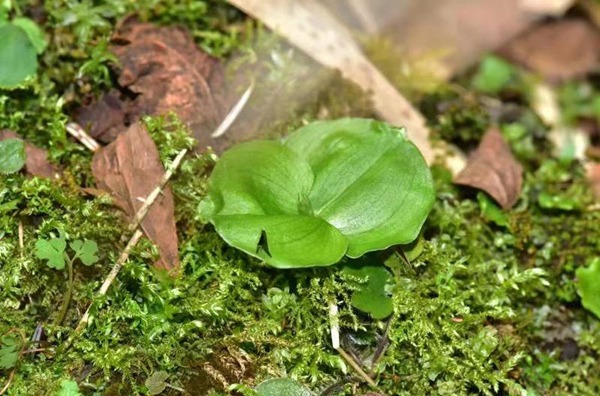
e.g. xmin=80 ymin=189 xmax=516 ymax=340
xmin=199 ymin=118 xmax=435 ymax=268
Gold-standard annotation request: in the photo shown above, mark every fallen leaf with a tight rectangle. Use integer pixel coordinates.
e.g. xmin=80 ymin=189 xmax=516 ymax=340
xmin=499 ymin=19 xmax=600 ymax=82
xmin=74 ymin=91 xmax=126 ymax=144
xmin=227 ymin=0 xmax=435 ymax=164
xmin=587 ymin=162 xmax=600 ymax=200
xmin=75 ymin=20 xmax=226 ymax=149
xmin=454 ymin=128 xmax=523 ymax=209
xmin=0 ymin=129 xmax=59 ymax=179
xmin=92 ymin=123 xmax=179 ymax=270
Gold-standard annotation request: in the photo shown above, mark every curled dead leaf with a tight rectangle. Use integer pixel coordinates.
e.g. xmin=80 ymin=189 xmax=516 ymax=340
xmin=0 ymin=129 xmax=60 ymax=179
xmin=92 ymin=123 xmax=179 ymax=270
xmin=499 ymin=19 xmax=600 ymax=82
xmin=75 ymin=20 xmax=226 ymax=150
xmin=454 ymin=128 xmax=523 ymax=209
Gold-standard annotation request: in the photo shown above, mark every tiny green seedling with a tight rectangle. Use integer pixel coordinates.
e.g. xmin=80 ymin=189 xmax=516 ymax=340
xmin=0 ymin=138 xmax=26 ymax=174
xmin=0 ymin=2 xmax=47 ymax=88
xmin=35 ymin=230 xmax=99 ymax=325
xmin=200 ymin=118 xmax=435 ymax=268
xmin=56 ymin=380 xmax=81 ymax=396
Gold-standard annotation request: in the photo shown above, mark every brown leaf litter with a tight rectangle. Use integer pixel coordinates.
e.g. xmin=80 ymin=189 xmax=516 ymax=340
xmin=0 ymin=129 xmax=60 ymax=179
xmin=75 ymin=19 xmax=227 ymax=151
xmin=454 ymin=127 xmax=523 ymax=209
xmin=499 ymin=19 xmax=600 ymax=82
xmin=92 ymin=123 xmax=179 ymax=271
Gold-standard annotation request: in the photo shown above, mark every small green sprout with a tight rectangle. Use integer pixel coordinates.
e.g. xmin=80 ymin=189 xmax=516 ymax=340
xmin=35 ymin=230 xmax=99 ymax=325
xmin=576 ymin=258 xmax=600 ymax=319
xmin=199 ymin=118 xmax=435 ymax=268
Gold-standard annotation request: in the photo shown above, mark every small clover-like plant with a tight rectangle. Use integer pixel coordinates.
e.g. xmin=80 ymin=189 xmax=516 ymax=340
xmin=199 ymin=118 xmax=435 ymax=268
xmin=342 ymin=258 xmax=393 ymax=319
xmin=35 ymin=230 xmax=99 ymax=325
xmin=0 ymin=336 xmax=19 ymax=369
xmin=256 ymin=378 xmax=314 ymax=396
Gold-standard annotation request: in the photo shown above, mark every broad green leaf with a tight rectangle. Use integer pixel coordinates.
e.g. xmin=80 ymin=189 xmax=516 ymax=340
xmin=0 ymin=138 xmax=26 ymax=174
xmin=285 ymin=119 xmax=434 ymax=257
xmin=342 ymin=259 xmax=393 ymax=319
xmin=0 ymin=24 xmax=37 ymax=88
xmin=35 ymin=231 xmax=67 ymax=270
xmin=201 ymin=119 xmax=434 ymax=268
xmin=0 ymin=337 xmax=19 ymax=369
xmin=145 ymin=371 xmax=169 ymax=395
xmin=472 ymin=55 xmax=514 ymax=94
xmin=57 ymin=380 xmax=81 ymax=396
xmin=576 ymin=258 xmax=600 ymax=319
xmin=70 ymin=239 xmax=99 ymax=266
xmin=12 ymin=18 xmax=47 ymax=54
xmin=256 ymin=378 xmax=313 ymax=396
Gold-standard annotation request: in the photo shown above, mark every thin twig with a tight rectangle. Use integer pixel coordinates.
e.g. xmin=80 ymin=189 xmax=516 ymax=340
xmin=127 ymin=149 xmax=188 ymax=234
xmin=18 ymin=221 xmax=23 ymax=257
xmin=211 ymin=82 xmax=254 ymax=138
xmin=60 ymin=149 xmax=187 ymax=352
xmin=336 ymin=347 xmax=376 ymax=387
xmin=369 ymin=316 xmax=393 ymax=377
xmin=66 ymin=122 xmax=101 ymax=152
xmin=328 ymin=303 xmax=376 ymax=387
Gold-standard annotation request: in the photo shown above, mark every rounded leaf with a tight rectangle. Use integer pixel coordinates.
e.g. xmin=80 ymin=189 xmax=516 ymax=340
xmin=0 ymin=138 xmax=26 ymax=174
xmin=201 ymin=119 xmax=435 ymax=268
xmin=285 ymin=119 xmax=434 ymax=257
xmin=0 ymin=24 xmax=37 ymax=88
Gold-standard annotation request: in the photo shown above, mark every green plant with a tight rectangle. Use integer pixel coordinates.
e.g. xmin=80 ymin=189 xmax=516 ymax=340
xmin=57 ymin=380 xmax=81 ymax=396
xmin=256 ymin=378 xmax=313 ymax=396
xmin=0 ymin=138 xmax=25 ymax=174
xmin=34 ymin=230 xmax=99 ymax=325
xmin=0 ymin=3 xmax=46 ymax=88
xmin=0 ymin=336 xmax=19 ymax=369
xmin=199 ymin=118 xmax=435 ymax=268
xmin=342 ymin=258 xmax=393 ymax=319
xmin=472 ymin=55 xmax=515 ymax=94
xmin=576 ymin=258 xmax=600 ymax=318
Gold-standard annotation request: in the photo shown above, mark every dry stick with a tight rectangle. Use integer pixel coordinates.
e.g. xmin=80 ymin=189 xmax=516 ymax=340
xmin=211 ymin=82 xmax=254 ymax=138
xmin=65 ymin=123 xmax=101 ymax=152
xmin=60 ymin=149 xmax=188 ymax=351
xmin=329 ymin=303 xmax=376 ymax=387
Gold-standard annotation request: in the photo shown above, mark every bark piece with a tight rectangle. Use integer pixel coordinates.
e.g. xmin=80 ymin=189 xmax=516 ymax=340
xmin=454 ymin=128 xmax=523 ymax=209
xmin=0 ymin=129 xmax=59 ymax=179
xmin=499 ymin=19 xmax=600 ymax=82
xmin=92 ymin=123 xmax=179 ymax=270
xmin=75 ymin=20 xmax=226 ymax=150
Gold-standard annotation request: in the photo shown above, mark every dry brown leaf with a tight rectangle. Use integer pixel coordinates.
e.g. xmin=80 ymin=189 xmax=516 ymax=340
xmin=0 ymin=129 xmax=59 ymax=179
xmin=76 ymin=20 xmax=226 ymax=149
xmin=227 ymin=0 xmax=435 ymax=164
xmin=588 ymin=162 xmax=600 ymax=200
xmin=454 ymin=128 xmax=523 ymax=209
xmin=499 ymin=19 xmax=600 ymax=82
xmin=92 ymin=123 xmax=179 ymax=271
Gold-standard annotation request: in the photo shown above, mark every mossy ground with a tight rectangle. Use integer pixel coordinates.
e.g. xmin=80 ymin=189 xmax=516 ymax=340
xmin=2 ymin=1 xmax=600 ymax=395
